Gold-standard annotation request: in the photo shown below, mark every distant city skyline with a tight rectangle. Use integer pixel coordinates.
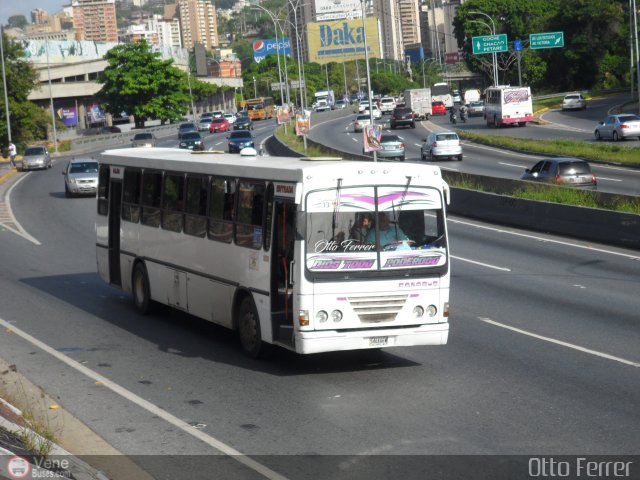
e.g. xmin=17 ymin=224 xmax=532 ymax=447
xmin=1 ymin=1 xmax=70 ymax=26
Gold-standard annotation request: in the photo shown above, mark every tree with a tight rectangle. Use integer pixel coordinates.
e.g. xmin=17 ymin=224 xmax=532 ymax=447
xmin=0 ymin=33 xmax=50 ymax=149
xmin=97 ymin=41 xmax=191 ymax=127
xmin=7 ymin=16 xmax=27 ymax=29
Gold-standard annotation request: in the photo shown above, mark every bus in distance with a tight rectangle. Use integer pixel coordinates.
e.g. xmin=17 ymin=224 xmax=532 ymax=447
xmin=431 ymin=83 xmax=454 ymax=109
xmin=239 ymin=97 xmax=275 ymax=121
xmin=483 ymin=85 xmax=534 ymax=127
xmin=96 ymin=149 xmax=451 ymax=357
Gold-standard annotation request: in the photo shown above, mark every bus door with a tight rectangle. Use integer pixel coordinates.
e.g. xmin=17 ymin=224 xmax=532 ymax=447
xmin=270 ymin=198 xmax=297 ymax=346
xmin=108 ymin=180 xmax=122 ymax=286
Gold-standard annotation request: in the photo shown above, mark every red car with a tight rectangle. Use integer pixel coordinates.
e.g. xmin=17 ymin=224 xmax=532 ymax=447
xmin=209 ymin=118 xmax=230 ymax=133
xmin=431 ymin=101 xmax=447 ymax=115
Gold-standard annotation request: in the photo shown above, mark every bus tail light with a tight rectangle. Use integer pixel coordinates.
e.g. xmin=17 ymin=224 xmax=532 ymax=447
xmin=299 ymin=310 xmax=310 ymax=326
xmin=442 ymin=302 xmax=449 ymax=318
xmin=413 ymin=306 xmax=424 ymax=318
xmin=426 ymin=305 xmax=437 ymax=317
xmin=330 ymin=310 xmax=343 ymax=322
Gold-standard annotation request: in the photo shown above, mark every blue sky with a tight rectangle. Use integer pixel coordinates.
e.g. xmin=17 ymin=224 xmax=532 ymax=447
xmin=1 ymin=1 xmax=69 ymax=26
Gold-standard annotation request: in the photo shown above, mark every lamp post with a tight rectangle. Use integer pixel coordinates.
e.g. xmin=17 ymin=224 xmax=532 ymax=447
xmin=287 ymin=0 xmax=306 ymax=112
xmin=186 ymin=69 xmax=196 ymax=122
xmin=44 ymin=36 xmax=58 ymax=154
xmin=469 ymin=11 xmax=498 ymax=86
xmin=252 ymin=5 xmax=287 ymax=107
xmin=0 ymin=27 xmax=12 ymax=145
xmin=359 ymin=0 xmax=376 ymax=162
xmin=253 ymin=76 xmax=257 ymax=97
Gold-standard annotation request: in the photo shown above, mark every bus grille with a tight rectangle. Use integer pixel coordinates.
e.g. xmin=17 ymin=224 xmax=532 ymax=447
xmin=349 ymin=295 xmax=407 ymax=323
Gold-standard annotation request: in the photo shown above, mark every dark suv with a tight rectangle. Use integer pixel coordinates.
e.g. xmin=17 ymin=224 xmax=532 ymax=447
xmin=521 ymin=157 xmax=597 ymax=189
xmin=390 ymin=107 xmax=415 ymax=129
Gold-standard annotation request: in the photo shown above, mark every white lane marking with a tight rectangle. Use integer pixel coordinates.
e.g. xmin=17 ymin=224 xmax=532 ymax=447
xmin=449 ymin=217 xmax=640 ymax=260
xmin=596 ymin=176 xmax=622 ymax=182
xmin=414 ymin=143 xmax=422 ymax=147
xmin=451 ymin=255 xmax=511 ymax=271
xmin=3 ymin=174 xmax=41 ymax=245
xmin=478 ymin=317 xmax=640 ymax=368
xmin=462 ymin=141 xmax=541 ymax=159
xmin=0 ymin=317 xmax=289 ymax=480
xmin=352 ymin=137 xmax=359 ymax=143
xmin=599 ymin=164 xmax=640 ymax=173
xmin=498 ymin=162 xmax=526 ymax=169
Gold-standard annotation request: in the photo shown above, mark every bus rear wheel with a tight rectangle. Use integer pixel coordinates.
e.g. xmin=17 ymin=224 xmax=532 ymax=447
xmin=132 ymin=262 xmax=153 ymax=315
xmin=238 ymin=297 xmax=271 ymax=358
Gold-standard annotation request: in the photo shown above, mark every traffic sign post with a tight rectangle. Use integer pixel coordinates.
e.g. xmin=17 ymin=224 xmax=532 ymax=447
xmin=472 ymin=34 xmax=508 ymax=54
xmin=530 ymin=32 xmax=564 ymax=49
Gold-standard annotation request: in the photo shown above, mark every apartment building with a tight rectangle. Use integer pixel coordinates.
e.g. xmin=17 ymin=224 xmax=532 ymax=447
xmin=72 ymin=0 xmax=118 ymax=42
xmin=177 ymin=0 xmax=219 ymax=51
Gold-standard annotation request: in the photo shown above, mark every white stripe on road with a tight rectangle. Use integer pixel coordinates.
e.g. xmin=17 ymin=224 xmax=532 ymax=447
xmin=449 ymin=217 xmax=640 ymax=260
xmin=0 ymin=317 xmax=289 ymax=480
xmin=451 ymin=255 xmax=511 ymax=271
xmin=478 ymin=317 xmax=640 ymax=368
xmin=4 ymin=173 xmax=41 ymax=245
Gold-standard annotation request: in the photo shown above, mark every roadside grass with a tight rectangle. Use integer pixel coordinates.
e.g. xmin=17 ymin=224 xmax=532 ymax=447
xmin=0 ymin=373 xmax=57 ymax=457
xmin=275 ymin=123 xmax=327 ymax=158
xmin=457 ymin=131 xmax=640 ymax=166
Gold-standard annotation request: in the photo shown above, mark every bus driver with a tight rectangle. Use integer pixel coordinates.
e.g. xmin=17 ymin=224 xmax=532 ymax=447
xmin=366 ymin=212 xmax=409 ymax=247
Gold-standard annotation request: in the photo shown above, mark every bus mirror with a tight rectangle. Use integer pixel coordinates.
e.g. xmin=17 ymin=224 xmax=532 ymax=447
xmin=443 ymin=182 xmax=450 ymax=205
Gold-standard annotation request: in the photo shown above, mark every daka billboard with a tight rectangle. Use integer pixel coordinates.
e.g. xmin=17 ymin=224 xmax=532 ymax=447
xmin=253 ymin=38 xmax=291 ymax=63
xmin=307 ymin=17 xmax=380 ymax=65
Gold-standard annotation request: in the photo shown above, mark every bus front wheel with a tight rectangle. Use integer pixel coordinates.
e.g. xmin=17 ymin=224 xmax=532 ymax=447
xmin=132 ymin=262 xmax=153 ymax=315
xmin=238 ymin=297 xmax=271 ymax=359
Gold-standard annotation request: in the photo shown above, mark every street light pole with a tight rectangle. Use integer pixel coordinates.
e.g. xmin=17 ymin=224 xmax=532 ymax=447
xmin=252 ymin=5 xmax=286 ymax=106
xmin=360 ymin=0 xmax=376 ymax=162
xmin=469 ymin=11 xmax=498 ymax=86
xmin=0 ymin=27 xmax=12 ymax=144
xmin=45 ymin=36 xmax=58 ymax=154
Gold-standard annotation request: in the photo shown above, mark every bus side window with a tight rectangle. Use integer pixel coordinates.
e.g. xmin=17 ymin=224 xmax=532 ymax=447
xmin=208 ymin=177 xmax=235 ymax=244
xmin=140 ymin=171 xmax=162 ymax=228
xmin=236 ymin=181 xmax=265 ymax=250
xmin=122 ymin=168 xmax=141 ymax=223
xmin=97 ymin=164 xmax=110 ymax=216
xmin=184 ymin=174 xmax=207 ymax=238
xmin=161 ymin=173 xmax=185 ymax=233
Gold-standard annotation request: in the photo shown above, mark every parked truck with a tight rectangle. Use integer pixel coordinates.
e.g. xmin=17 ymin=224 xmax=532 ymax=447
xmin=403 ymin=88 xmax=431 ymax=120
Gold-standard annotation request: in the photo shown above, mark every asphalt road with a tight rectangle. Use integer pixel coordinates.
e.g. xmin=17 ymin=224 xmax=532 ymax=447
xmin=0 ymin=156 xmax=638 ymax=479
xmin=309 ymin=101 xmax=640 ymax=196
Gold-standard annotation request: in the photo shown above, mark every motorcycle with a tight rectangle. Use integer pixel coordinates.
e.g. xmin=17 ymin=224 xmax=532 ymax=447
xmin=449 ymin=110 xmax=457 ymax=124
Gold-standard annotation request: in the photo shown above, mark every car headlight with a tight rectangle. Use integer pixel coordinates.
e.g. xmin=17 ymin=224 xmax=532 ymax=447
xmin=69 ymin=178 xmax=77 ymax=184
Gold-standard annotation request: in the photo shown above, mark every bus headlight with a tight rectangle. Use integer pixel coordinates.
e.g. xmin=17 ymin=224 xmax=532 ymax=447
xmin=426 ymin=305 xmax=438 ymax=317
xmin=330 ymin=310 xmax=343 ymax=322
xmin=316 ymin=310 xmax=328 ymax=323
xmin=413 ymin=306 xmax=424 ymax=318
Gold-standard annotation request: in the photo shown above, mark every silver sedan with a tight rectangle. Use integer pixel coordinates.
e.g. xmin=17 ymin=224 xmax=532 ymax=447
xmin=20 ymin=146 xmax=51 ymax=171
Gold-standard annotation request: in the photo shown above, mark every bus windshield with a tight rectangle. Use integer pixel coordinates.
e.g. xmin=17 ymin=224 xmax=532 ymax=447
xmin=305 ymin=186 xmax=447 ymax=275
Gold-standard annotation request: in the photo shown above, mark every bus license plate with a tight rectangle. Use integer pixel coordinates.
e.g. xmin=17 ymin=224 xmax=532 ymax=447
xmin=368 ymin=336 xmax=388 ymax=347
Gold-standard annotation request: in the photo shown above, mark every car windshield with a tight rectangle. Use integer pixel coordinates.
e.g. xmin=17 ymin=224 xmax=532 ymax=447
xmin=432 ymin=102 xmax=444 ymax=106
xmin=182 ymin=132 xmax=201 ymax=140
xmin=305 ymin=186 xmax=447 ymax=277
xmin=618 ymin=115 xmax=640 ymax=123
xmin=69 ymin=162 xmax=99 ymax=174
xmin=356 ymin=115 xmax=370 ymax=121
xmin=230 ymin=132 xmax=251 ymax=139
xmin=395 ymin=109 xmax=411 ymax=115
xmin=470 ymin=101 xmax=483 ymax=106
xmin=559 ymin=162 xmax=591 ymax=175
xmin=565 ymin=95 xmax=580 ymax=100
xmin=180 ymin=123 xmax=196 ymax=130
xmin=134 ymin=133 xmax=153 ymax=140
xmin=24 ymin=147 xmax=46 ymax=155
xmin=435 ymin=133 xmax=458 ymax=141
xmin=212 ymin=119 xmax=225 ymax=123
xmin=381 ymin=135 xmax=400 ymax=143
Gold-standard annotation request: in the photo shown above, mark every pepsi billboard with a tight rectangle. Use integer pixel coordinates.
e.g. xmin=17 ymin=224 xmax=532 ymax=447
xmin=253 ymin=38 xmax=291 ymax=63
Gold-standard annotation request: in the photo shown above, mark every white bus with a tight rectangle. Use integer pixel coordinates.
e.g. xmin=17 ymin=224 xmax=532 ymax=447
xmin=431 ymin=83 xmax=454 ymax=109
xmin=96 ymin=149 xmax=451 ymax=357
xmin=483 ymin=85 xmax=534 ymax=127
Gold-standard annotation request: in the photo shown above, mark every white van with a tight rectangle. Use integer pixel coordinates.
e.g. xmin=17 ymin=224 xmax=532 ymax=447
xmin=463 ymin=89 xmax=481 ymax=104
